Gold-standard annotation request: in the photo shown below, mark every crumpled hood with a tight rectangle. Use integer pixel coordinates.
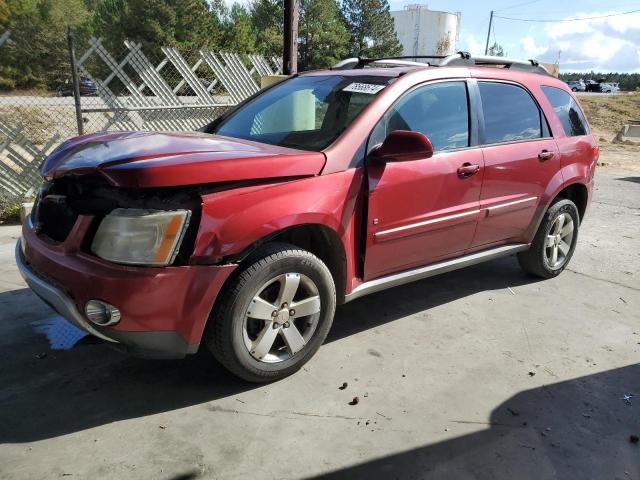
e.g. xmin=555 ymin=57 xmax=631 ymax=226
xmin=41 ymin=131 xmax=326 ymax=187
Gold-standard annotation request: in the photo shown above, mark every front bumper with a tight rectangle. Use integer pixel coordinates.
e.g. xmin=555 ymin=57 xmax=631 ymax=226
xmin=16 ymin=240 xmax=117 ymax=344
xmin=18 ymin=216 xmax=237 ymax=358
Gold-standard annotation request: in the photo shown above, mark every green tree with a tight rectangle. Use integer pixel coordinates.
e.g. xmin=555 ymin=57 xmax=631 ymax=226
xmin=249 ymin=0 xmax=282 ymax=57
xmin=170 ymin=0 xmax=224 ymax=49
xmin=299 ymin=0 xmax=348 ymax=70
xmin=487 ymin=42 xmax=505 ymax=57
xmin=0 ymin=0 xmax=92 ymax=90
xmin=342 ymin=0 xmax=401 ymax=58
xmin=93 ymin=0 xmax=176 ymax=54
xmin=222 ymin=3 xmax=257 ymax=53
xmin=0 ymin=0 xmax=9 ymax=25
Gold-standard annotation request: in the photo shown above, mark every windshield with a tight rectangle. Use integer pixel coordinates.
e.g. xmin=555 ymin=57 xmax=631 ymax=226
xmin=214 ymin=75 xmax=390 ymax=151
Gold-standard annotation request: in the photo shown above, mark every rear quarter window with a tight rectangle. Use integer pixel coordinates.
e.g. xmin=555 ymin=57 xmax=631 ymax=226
xmin=541 ymin=86 xmax=589 ymax=137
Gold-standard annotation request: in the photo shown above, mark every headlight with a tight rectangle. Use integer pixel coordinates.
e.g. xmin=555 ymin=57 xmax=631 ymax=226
xmin=91 ymin=209 xmax=191 ymax=266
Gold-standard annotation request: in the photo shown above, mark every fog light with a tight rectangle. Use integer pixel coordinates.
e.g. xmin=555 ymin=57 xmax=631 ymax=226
xmin=85 ymin=300 xmax=121 ymax=326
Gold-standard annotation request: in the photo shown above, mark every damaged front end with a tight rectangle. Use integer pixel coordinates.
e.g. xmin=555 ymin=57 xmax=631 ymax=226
xmin=18 ymin=175 xmax=237 ymax=358
xmin=31 ymin=176 xmax=202 ymax=266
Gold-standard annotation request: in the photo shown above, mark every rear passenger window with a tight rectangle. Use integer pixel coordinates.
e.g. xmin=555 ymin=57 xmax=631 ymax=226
xmin=479 ymin=82 xmax=543 ymax=144
xmin=541 ymin=86 xmax=588 ymax=136
xmin=374 ymin=81 xmax=469 ymax=151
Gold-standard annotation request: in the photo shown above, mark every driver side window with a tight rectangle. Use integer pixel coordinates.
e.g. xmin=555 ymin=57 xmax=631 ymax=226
xmin=370 ymin=81 xmax=470 ymax=153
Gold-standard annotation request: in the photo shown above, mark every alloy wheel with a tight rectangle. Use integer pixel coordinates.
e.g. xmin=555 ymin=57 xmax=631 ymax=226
xmin=544 ymin=212 xmax=575 ymax=269
xmin=242 ymin=273 xmax=321 ymax=363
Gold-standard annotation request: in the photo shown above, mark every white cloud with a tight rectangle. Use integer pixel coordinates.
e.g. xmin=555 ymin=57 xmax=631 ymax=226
xmin=521 ymin=36 xmax=546 ymax=57
xmin=461 ymin=33 xmax=485 ymax=55
xmin=533 ymin=11 xmax=640 ymax=72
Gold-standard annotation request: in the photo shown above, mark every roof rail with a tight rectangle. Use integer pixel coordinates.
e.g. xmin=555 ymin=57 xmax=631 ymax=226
xmin=332 ymin=51 xmax=550 ymax=75
xmin=440 ymin=52 xmax=550 ymax=75
xmin=332 ymin=57 xmax=430 ymax=70
xmin=332 ymin=52 xmax=471 ymax=70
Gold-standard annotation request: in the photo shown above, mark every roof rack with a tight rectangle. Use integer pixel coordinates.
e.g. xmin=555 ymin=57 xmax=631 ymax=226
xmin=440 ymin=52 xmax=550 ymax=75
xmin=332 ymin=55 xmax=445 ymax=70
xmin=332 ymin=51 xmax=550 ymax=76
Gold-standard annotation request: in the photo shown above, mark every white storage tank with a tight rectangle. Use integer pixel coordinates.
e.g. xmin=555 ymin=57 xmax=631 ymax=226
xmin=390 ymin=4 xmax=460 ymax=57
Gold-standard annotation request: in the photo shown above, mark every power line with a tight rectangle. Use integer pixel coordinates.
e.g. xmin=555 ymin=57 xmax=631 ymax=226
xmin=508 ymin=3 xmax=640 ymax=16
xmin=495 ymin=0 xmax=543 ymax=12
xmin=492 ymin=19 xmax=497 ymax=46
xmin=494 ymin=9 xmax=640 ymax=22
xmin=469 ymin=13 xmax=490 ymax=33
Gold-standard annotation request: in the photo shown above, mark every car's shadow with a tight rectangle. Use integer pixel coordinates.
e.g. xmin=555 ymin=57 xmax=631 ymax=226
xmin=617 ymin=176 xmax=640 ymax=184
xmin=327 ymin=255 xmax=539 ymax=343
xmin=0 ymin=255 xmax=540 ymax=444
xmin=309 ymin=363 xmax=640 ymax=479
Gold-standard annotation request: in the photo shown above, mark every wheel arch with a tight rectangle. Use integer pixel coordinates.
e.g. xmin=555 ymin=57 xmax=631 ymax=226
xmin=525 ymin=179 xmax=589 ymax=243
xmin=225 ymin=223 xmax=348 ymax=305
xmin=553 ymin=182 xmax=588 ymax=222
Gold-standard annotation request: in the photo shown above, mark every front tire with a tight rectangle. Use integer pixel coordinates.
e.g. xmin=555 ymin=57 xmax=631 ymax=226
xmin=206 ymin=243 xmax=336 ymax=383
xmin=518 ymin=199 xmax=580 ymax=279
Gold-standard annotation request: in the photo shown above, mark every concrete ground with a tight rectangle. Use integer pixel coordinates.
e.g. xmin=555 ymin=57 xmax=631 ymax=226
xmin=0 ymin=168 xmax=639 ymax=480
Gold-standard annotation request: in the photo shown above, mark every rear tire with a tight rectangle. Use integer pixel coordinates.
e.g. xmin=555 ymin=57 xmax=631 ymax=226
xmin=206 ymin=243 xmax=336 ymax=383
xmin=518 ymin=199 xmax=580 ymax=279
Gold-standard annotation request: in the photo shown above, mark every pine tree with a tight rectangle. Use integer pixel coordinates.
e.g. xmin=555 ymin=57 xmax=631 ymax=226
xmin=249 ymin=0 xmax=282 ymax=58
xmin=93 ymin=0 xmax=177 ymax=54
xmin=0 ymin=0 xmax=9 ymax=26
xmin=170 ymin=0 xmax=224 ymax=49
xmin=0 ymin=0 xmax=92 ymax=89
xmin=222 ymin=3 xmax=257 ymax=53
xmin=488 ymin=42 xmax=505 ymax=57
xmin=342 ymin=0 xmax=402 ymax=58
xmin=299 ymin=0 xmax=349 ymax=70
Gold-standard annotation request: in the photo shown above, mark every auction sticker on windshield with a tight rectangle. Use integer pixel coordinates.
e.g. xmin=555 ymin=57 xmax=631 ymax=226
xmin=342 ymin=83 xmax=386 ymax=94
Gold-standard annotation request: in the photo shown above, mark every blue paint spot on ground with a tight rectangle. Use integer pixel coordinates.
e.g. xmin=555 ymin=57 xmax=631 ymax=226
xmin=32 ymin=316 xmax=88 ymax=350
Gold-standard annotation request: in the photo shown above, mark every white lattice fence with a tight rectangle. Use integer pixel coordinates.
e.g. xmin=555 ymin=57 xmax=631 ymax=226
xmin=0 ymin=121 xmax=59 ymax=198
xmin=0 ymin=36 xmax=282 ymax=199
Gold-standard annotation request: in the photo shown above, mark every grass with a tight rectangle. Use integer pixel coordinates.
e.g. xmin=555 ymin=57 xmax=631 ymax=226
xmin=578 ymin=92 xmax=640 ymax=141
xmin=0 ymin=196 xmax=21 ymax=225
xmin=0 ymin=104 xmax=65 ymax=145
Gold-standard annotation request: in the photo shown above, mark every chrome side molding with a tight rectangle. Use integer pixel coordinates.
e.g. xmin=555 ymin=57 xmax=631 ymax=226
xmin=344 ymin=243 xmax=529 ymax=303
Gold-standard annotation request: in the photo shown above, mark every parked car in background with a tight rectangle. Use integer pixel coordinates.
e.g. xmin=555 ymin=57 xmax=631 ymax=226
xmin=584 ymin=79 xmax=601 ymax=92
xmin=600 ymin=82 xmax=620 ymax=93
xmin=57 ymin=76 xmax=97 ymax=96
xmin=18 ymin=53 xmax=598 ymax=382
xmin=567 ymin=80 xmax=585 ymax=92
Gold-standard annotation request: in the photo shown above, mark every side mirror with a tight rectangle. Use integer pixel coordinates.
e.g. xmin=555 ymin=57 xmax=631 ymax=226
xmin=370 ymin=130 xmax=434 ymax=162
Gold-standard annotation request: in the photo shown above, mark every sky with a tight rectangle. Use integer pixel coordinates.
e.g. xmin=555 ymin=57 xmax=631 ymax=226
xmin=385 ymin=0 xmax=640 ymax=72
xmin=223 ymin=0 xmax=640 ymax=72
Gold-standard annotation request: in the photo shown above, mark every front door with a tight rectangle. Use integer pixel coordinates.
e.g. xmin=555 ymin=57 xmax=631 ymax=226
xmin=364 ymin=81 xmax=484 ymax=280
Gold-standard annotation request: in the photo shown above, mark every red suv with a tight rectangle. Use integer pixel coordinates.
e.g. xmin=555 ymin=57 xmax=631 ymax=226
xmin=17 ymin=54 xmax=597 ymax=382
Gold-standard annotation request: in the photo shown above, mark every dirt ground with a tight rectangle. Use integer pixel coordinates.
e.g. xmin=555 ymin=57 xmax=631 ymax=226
xmin=575 ymin=92 xmax=640 ymax=172
xmin=577 ymin=92 xmax=640 ymax=140
xmin=598 ymin=143 xmax=640 ymax=172
xmin=0 ymin=166 xmax=639 ymax=479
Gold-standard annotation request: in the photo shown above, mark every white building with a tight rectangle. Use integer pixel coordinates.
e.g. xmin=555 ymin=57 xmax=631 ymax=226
xmin=390 ymin=4 xmax=460 ymax=57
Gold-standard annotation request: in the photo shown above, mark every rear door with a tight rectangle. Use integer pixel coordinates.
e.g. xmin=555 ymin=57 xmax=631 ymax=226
xmin=364 ymin=81 xmax=484 ymax=280
xmin=471 ymin=80 xmax=559 ymax=248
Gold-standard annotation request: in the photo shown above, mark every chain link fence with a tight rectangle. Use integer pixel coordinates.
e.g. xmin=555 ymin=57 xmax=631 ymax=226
xmin=0 ymin=28 xmax=282 ymax=203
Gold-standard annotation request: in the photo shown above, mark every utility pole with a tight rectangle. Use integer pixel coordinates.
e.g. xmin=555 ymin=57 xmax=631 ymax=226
xmin=484 ymin=10 xmax=494 ymax=55
xmin=66 ymin=26 xmax=84 ymax=135
xmin=283 ymin=0 xmax=299 ymax=75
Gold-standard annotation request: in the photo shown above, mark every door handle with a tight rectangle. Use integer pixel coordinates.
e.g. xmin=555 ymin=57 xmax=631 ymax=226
xmin=538 ymin=150 xmax=555 ymax=161
xmin=457 ymin=163 xmax=480 ymax=178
